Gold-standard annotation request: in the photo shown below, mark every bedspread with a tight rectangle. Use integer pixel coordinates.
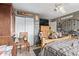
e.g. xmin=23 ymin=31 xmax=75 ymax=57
xmin=0 ymin=45 xmax=13 ymax=56
xmin=39 ymin=39 xmax=79 ymax=56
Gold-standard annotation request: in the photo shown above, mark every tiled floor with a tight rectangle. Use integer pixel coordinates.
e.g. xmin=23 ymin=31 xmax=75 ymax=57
xmin=17 ymin=47 xmax=36 ymax=56
xmin=17 ymin=46 xmax=41 ymax=56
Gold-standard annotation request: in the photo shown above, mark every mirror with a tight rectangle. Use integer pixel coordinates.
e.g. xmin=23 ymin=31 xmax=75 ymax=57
xmin=56 ymin=11 xmax=79 ymax=35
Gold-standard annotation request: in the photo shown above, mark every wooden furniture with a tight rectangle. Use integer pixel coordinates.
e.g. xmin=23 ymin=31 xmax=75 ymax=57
xmin=17 ymin=32 xmax=30 ymax=52
xmin=41 ymin=35 xmax=72 ymax=48
xmin=0 ymin=36 xmax=17 ymax=56
xmin=0 ymin=4 xmax=16 ymax=55
xmin=0 ymin=4 xmax=14 ymax=37
xmin=40 ymin=26 xmax=49 ymax=38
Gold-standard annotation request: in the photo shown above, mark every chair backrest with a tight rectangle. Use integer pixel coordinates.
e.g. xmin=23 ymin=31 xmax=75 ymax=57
xmin=19 ymin=32 xmax=28 ymax=41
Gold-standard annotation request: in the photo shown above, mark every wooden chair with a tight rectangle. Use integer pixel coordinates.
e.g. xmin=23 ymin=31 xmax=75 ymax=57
xmin=18 ymin=32 xmax=30 ymax=52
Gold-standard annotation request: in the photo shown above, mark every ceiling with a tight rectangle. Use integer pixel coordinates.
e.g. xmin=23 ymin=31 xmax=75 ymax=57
xmin=13 ymin=3 xmax=79 ymax=20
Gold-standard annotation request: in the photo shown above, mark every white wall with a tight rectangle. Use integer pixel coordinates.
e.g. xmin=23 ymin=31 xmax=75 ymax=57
xmin=49 ymin=21 xmax=57 ymax=32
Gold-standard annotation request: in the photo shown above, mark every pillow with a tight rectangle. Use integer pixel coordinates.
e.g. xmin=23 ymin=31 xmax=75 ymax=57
xmin=0 ymin=45 xmax=6 ymax=51
xmin=5 ymin=46 xmax=13 ymax=51
xmin=5 ymin=46 xmax=13 ymax=56
xmin=0 ymin=45 xmax=13 ymax=56
xmin=0 ymin=45 xmax=7 ymax=56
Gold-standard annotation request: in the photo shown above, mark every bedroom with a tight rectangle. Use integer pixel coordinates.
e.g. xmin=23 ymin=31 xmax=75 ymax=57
xmin=0 ymin=3 xmax=79 ymax=56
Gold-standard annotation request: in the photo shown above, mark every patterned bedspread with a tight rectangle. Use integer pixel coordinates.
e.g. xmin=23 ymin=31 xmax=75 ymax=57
xmin=39 ymin=39 xmax=79 ymax=56
xmin=0 ymin=45 xmax=13 ymax=56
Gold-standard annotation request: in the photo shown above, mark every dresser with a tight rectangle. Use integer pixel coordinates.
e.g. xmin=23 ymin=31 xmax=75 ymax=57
xmin=40 ymin=26 xmax=49 ymax=38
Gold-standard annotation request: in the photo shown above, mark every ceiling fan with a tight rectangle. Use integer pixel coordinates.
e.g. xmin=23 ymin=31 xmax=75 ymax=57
xmin=54 ymin=3 xmax=66 ymax=14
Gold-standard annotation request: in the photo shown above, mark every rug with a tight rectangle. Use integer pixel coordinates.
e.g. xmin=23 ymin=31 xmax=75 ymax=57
xmin=33 ymin=48 xmax=41 ymax=56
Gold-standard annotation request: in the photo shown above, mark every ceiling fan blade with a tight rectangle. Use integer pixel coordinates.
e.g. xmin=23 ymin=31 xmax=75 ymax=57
xmin=59 ymin=6 xmax=66 ymax=14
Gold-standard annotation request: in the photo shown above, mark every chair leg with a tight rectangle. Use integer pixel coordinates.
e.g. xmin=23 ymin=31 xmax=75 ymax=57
xmin=19 ymin=45 xmax=21 ymax=53
xmin=28 ymin=46 xmax=30 ymax=52
xmin=26 ymin=46 xmax=30 ymax=52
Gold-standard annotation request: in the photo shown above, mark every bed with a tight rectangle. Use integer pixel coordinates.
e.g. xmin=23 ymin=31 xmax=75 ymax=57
xmin=41 ymin=35 xmax=71 ymax=48
xmin=0 ymin=37 xmax=17 ymax=56
xmin=39 ymin=39 xmax=79 ymax=56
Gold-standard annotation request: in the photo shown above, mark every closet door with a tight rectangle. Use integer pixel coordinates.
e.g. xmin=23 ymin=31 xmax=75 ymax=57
xmin=15 ymin=16 xmax=25 ymax=37
xmin=26 ymin=17 xmax=34 ymax=46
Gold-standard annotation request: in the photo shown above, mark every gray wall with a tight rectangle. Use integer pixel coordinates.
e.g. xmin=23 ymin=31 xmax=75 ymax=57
xmin=34 ymin=15 xmax=39 ymax=45
xmin=49 ymin=21 xmax=57 ymax=32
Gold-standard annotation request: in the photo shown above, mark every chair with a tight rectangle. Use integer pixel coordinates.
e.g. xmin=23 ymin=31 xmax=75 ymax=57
xmin=17 ymin=32 xmax=30 ymax=53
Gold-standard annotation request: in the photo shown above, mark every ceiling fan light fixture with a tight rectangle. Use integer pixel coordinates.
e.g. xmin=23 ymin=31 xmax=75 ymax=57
xmin=59 ymin=6 xmax=66 ymax=14
xmin=54 ymin=4 xmax=66 ymax=14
